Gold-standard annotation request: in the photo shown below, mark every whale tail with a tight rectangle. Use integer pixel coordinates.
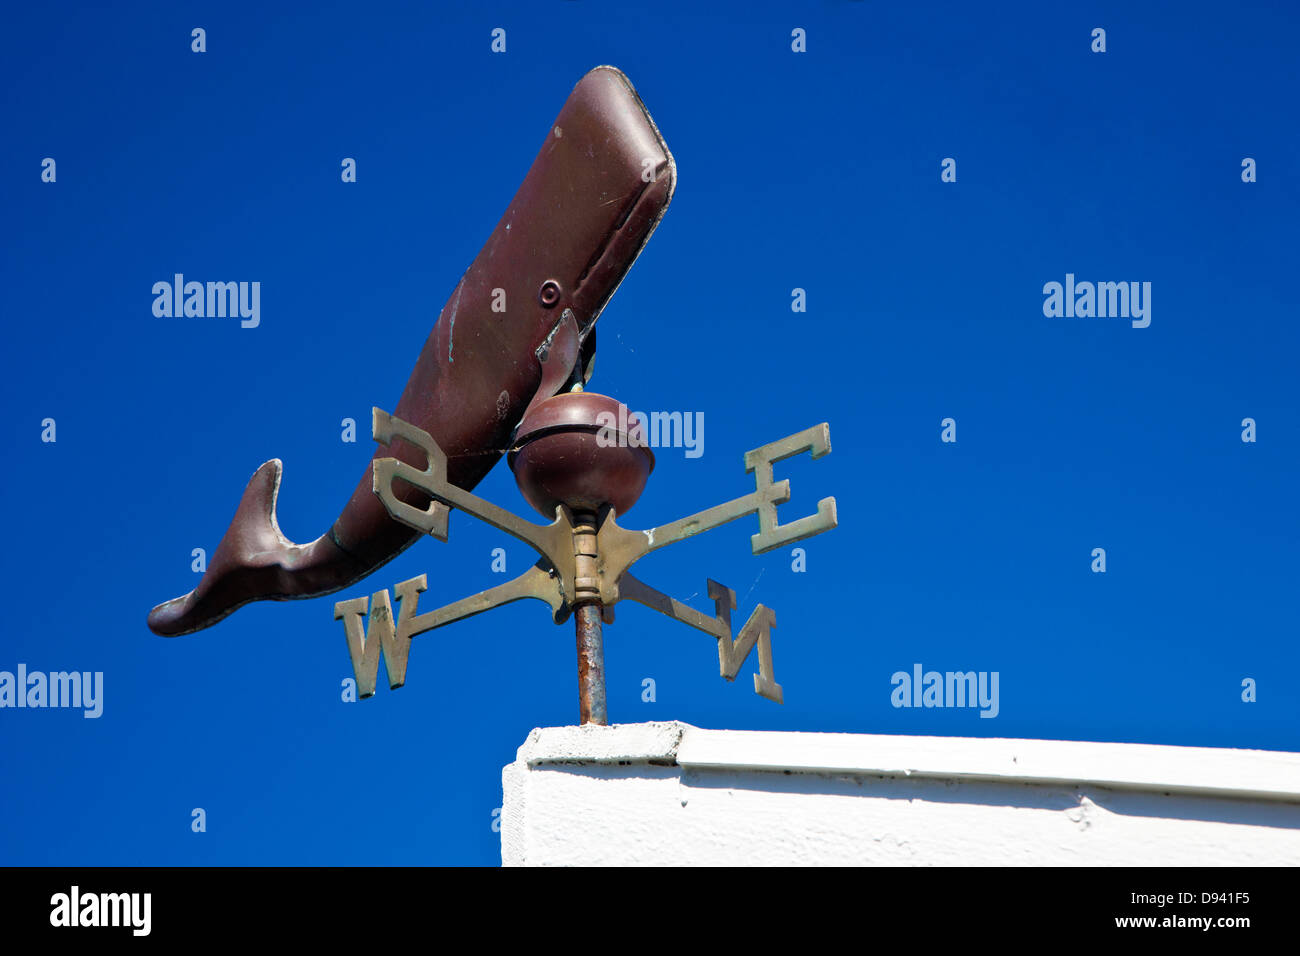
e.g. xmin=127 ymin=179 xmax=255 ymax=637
xmin=147 ymin=460 xmax=364 ymax=636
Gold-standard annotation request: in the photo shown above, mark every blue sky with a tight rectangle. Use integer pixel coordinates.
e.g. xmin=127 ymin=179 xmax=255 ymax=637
xmin=1 ymin=1 xmax=1297 ymax=865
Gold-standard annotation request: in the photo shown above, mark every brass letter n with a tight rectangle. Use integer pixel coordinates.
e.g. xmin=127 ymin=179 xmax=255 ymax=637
xmin=708 ymin=580 xmax=784 ymax=704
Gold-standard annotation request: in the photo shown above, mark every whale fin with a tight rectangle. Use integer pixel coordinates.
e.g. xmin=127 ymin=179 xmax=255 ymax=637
xmin=147 ymin=460 xmax=358 ymax=636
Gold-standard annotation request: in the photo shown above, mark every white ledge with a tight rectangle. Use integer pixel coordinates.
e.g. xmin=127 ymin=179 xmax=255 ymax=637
xmin=517 ymin=722 xmax=1300 ymax=802
xmin=517 ymin=721 xmax=684 ymax=766
xmin=504 ymin=722 xmax=1300 ymax=865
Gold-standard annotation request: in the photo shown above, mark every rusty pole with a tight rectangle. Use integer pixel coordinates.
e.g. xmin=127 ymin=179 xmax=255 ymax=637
xmin=574 ymin=604 xmax=607 ymax=725
xmin=571 ymin=510 xmax=608 ymax=725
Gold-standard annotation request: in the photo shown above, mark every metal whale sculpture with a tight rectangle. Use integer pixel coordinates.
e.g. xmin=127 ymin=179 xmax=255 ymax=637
xmin=147 ymin=65 xmax=676 ymax=636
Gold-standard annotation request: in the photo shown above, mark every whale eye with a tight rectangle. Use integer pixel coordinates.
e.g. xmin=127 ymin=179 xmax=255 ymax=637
xmin=538 ymin=279 xmax=562 ymax=308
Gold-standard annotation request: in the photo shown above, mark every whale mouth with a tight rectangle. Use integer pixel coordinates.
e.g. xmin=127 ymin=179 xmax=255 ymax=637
xmin=563 ymin=66 xmax=677 ymax=337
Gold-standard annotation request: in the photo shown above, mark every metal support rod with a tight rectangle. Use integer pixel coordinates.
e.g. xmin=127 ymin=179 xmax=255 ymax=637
xmin=571 ymin=508 xmax=607 ymax=724
xmin=575 ymin=603 xmax=608 ymax=725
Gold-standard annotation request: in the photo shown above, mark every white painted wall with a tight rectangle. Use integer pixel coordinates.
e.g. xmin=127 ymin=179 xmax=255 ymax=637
xmin=500 ymin=722 xmax=1300 ymax=866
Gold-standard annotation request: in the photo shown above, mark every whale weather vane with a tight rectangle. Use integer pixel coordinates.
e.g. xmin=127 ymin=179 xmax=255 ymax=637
xmin=147 ymin=65 xmax=838 ymax=724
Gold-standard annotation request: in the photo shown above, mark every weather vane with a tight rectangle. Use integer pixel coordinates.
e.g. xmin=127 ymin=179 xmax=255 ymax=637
xmin=342 ymin=383 xmax=836 ymax=723
xmin=147 ymin=65 xmax=837 ymax=724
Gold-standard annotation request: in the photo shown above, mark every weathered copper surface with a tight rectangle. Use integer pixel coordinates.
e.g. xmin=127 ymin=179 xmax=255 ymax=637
xmin=509 ymin=392 xmax=655 ymax=518
xmin=148 ymin=66 xmax=675 ymax=636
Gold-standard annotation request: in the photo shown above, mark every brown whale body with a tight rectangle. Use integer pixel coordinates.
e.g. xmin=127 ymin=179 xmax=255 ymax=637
xmin=147 ymin=66 xmax=676 ymax=636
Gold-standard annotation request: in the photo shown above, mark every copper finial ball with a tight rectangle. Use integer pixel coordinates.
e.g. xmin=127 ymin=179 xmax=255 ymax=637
xmin=508 ymin=392 xmax=655 ymax=519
